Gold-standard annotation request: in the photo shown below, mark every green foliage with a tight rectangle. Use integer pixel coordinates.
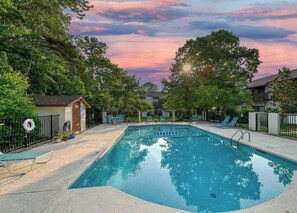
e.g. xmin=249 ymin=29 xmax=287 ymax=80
xmin=162 ymin=30 xmax=261 ymax=116
xmin=0 ymin=58 xmax=35 ymax=118
xmin=0 ymin=1 xmax=148 ymax=119
xmin=270 ymin=67 xmax=297 ymax=113
xmin=0 ymin=0 xmax=90 ymax=96
xmin=75 ymin=36 xmax=152 ymax=115
xmin=142 ymin=82 xmax=158 ymax=93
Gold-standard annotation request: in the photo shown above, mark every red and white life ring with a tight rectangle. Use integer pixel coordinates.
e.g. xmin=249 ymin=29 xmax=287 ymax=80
xmin=23 ymin=119 xmax=36 ymax=132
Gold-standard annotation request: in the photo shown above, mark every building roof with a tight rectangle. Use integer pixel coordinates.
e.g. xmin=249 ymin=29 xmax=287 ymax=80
xmin=147 ymin=92 xmax=164 ymax=98
xmin=247 ymin=69 xmax=297 ymax=89
xmin=33 ymin=96 xmax=91 ymax=108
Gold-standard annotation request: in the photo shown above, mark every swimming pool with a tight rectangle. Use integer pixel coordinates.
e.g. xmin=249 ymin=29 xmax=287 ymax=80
xmin=71 ymin=125 xmax=297 ymax=212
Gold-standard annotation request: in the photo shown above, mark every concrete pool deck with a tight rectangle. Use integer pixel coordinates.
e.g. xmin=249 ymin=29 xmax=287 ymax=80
xmin=0 ymin=123 xmax=296 ymax=213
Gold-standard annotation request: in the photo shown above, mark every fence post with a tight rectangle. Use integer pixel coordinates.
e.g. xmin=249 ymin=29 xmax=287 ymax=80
xmin=248 ymin=112 xmax=257 ymax=131
xmin=102 ymin=111 xmax=107 ymax=123
xmin=50 ymin=115 xmax=53 ymax=139
xmin=23 ymin=117 xmax=28 ymax=147
xmin=268 ymin=113 xmax=280 ymax=135
xmin=138 ymin=111 xmax=141 ymax=122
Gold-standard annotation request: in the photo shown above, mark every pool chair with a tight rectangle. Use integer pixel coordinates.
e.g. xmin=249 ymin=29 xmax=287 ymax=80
xmin=160 ymin=116 xmax=166 ymax=122
xmin=107 ymin=115 xmax=114 ymax=124
xmin=223 ymin=116 xmax=239 ymax=128
xmin=147 ymin=116 xmax=153 ymax=122
xmin=117 ymin=115 xmax=125 ymax=123
xmin=189 ymin=115 xmax=198 ymax=122
xmin=0 ymin=151 xmax=53 ymax=175
xmin=213 ymin=116 xmax=230 ymax=127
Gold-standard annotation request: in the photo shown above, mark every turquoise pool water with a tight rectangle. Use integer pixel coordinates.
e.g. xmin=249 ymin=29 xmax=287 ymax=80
xmin=71 ymin=125 xmax=297 ymax=212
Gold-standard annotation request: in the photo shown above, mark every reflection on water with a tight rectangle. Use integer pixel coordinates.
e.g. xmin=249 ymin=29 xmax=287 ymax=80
xmin=71 ymin=125 xmax=296 ymax=212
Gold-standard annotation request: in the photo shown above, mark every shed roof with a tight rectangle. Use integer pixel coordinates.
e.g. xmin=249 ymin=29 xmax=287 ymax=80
xmin=247 ymin=69 xmax=297 ymax=89
xmin=33 ymin=96 xmax=91 ymax=108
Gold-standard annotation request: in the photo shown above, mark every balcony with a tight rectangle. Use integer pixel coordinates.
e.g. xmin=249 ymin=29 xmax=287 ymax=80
xmin=253 ymin=92 xmax=271 ymax=102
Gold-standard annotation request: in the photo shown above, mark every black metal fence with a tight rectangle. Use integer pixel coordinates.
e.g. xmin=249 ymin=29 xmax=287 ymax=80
xmin=0 ymin=115 xmax=59 ymax=153
xmin=280 ymin=114 xmax=297 ymax=138
xmin=86 ymin=109 xmax=102 ymax=129
xmin=256 ymin=113 xmax=268 ymax=132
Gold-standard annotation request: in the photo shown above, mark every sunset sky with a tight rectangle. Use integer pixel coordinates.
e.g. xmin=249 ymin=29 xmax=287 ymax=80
xmin=70 ymin=0 xmax=297 ymax=86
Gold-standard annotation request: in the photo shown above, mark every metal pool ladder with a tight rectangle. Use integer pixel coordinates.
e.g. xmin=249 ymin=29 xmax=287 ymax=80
xmin=230 ymin=130 xmax=251 ymax=146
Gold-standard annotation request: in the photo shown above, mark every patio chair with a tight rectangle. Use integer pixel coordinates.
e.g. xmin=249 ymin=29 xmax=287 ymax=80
xmin=117 ymin=115 xmax=125 ymax=123
xmin=0 ymin=151 xmax=53 ymax=175
xmin=147 ymin=116 xmax=153 ymax=122
xmin=213 ymin=116 xmax=231 ymax=127
xmin=107 ymin=115 xmax=114 ymax=124
xmin=189 ymin=115 xmax=197 ymax=122
xmin=160 ymin=116 xmax=166 ymax=122
xmin=224 ymin=116 xmax=239 ymax=128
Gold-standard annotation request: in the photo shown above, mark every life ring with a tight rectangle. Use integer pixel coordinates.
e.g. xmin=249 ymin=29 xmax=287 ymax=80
xmin=23 ymin=119 xmax=36 ymax=132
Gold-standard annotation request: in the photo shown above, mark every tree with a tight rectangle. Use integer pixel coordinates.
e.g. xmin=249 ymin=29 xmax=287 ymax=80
xmin=0 ymin=0 xmax=91 ymax=95
xmin=142 ymin=82 xmax=158 ymax=93
xmin=270 ymin=67 xmax=297 ymax=113
xmin=75 ymin=36 xmax=151 ymax=115
xmin=162 ymin=30 xmax=261 ymax=117
xmin=0 ymin=52 xmax=35 ymax=119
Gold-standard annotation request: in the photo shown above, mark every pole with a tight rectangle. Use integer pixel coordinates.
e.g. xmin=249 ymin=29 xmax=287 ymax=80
xmin=50 ymin=115 xmax=53 ymax=139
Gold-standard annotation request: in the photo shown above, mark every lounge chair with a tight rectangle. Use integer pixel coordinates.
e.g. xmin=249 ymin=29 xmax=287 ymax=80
xmin=224 ymin=116 xmax=239 ymax=128
xmin=213 ymin=116 xmax=230 ymax=127
xmin=0 ymin=151 xmax=53 ymax=175
xmin=107 ymin=115 xmax=114 ymax=124
xmin=147 ymin=116 xmax=153 ymax=122
xmin=117 ymin=115 xmax=125 ymax=123
xmin=189 ymin=115 xmax=198 ymax=122
xmin=160 ymin=116 xmax=166 ymax=122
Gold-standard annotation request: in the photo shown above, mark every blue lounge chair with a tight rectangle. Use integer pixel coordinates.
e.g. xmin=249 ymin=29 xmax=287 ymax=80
xmin=224 ymin=116 xmax=239 ymax=128
xmin=214 ymin=116 xmax=230 ymax=127
xmin=160 ymin=116 xmax=166 ymax=122
xmin=147 ymin=116 xmax=153 ymax=122
xmin=190 ymin=115 xmax=197 ymax=122
xmin=117 ymin=115 xmax=125 ymax=123
xmin=0 ymin=151 xmax=53 ymax=175
xmin=107 ymin=115 xmax=114 ymax=124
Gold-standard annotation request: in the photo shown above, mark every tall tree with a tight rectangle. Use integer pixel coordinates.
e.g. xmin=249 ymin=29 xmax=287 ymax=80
xmin=75 ymin=36 xmax=151 ymax=115
xmin=0 ymin=0 xmax=92 ymax=95
xmin=142 ymin=82 xmax=158 ymax=93
xmin=162 ymin=30 xmax=261 ymax=116
xmin=0 ymin=52 xmax=35 ymax=118
xmin=270 ymin=67 xmax=297 ymax=113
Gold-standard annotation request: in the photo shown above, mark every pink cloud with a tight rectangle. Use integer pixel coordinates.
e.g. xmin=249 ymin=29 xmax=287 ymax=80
xmin=73 ymin=25 xmax=110 ymax=33
xmin=243 ymin=40 xmax=297 ymax=77
xmin=225 ymin=2 xmax=297 ymax=20
xmin=88 ymin=0 xmax=188 ymax=22
xmin=104 ymin=35 xmax=186 ymax=71
xmin=258 ymin=18 xmax=297 ymax=32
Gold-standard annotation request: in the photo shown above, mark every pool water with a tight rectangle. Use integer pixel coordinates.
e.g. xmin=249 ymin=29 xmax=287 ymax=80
xmin=71 ymin=125 xmax=297 ymax=212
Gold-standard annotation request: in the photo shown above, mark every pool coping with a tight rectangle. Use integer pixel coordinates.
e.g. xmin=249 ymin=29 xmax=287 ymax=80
xmin=66 ymin=127 xmax=129 ymax=189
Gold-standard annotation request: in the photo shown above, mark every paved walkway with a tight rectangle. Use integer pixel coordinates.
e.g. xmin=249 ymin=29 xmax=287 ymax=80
xmin=0 ymin=123 xmax=296 ymax=213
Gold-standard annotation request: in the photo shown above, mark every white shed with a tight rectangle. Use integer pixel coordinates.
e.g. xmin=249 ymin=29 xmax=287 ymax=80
xmin=33 ymin=96 xmax=91 ymax=133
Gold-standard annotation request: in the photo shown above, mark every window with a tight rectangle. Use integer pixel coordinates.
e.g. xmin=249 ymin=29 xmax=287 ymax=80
xmin=253 ymin=106 xmax=265 ymax=112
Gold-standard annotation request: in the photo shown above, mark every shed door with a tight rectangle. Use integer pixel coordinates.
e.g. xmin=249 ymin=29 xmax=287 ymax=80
xmin=72 ymin=101 xmax=81 ymax=132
